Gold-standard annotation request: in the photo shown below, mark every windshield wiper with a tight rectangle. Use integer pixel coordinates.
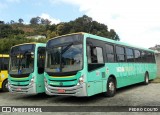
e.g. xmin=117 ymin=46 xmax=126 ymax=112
xmin=61 ymin=43 xmax=73 ymax=54
xmin=17 ymin=51 xmax=29 ymax=73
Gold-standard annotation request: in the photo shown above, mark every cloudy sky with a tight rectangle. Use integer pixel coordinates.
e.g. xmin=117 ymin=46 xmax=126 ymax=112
xmin=0 ymin=0 xmax=160 ymax=48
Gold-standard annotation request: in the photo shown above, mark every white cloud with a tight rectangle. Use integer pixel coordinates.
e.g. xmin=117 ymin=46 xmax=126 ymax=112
xmin=40 ymin=13 xmax=61 ymax=24
xmin=60 ymin=0 xmax=160 ymax=48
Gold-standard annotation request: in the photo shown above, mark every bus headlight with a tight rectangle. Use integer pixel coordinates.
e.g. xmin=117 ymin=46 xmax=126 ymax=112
xmin=29 ymin=77 xmax=34 ymax=85
xmin=79 ymin=75 xmax=84 ymax=84
xmin=44 ymin=77 xmax=47 ymax=84
xmin=8 ymin=82 xmax=11 ymax=89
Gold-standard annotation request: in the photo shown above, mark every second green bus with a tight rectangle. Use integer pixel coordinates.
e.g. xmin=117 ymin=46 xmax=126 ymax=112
xmin=8 ymin=43 xmax=46 ymax=94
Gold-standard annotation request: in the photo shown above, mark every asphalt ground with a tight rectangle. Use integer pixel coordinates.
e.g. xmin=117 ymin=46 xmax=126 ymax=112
xmin=0 ymin=82 xmax=160 ymax=115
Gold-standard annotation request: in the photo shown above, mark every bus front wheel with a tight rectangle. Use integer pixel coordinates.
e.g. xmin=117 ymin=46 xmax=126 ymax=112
xmin=104 ymin=77 xmax=116 ymax=97
xmin=2 ymin=79 xmax=9 ymax=92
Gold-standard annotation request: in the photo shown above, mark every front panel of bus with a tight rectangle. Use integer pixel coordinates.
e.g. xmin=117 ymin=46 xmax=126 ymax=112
xmin=8 ymin=43 xmax=46 ymax=94
xmin=44 ymin=34 xmax=88 ymax=96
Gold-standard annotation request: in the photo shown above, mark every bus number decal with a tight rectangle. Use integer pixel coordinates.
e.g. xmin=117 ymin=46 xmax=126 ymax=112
xmin=116 ymin=67 xmax=125 ymax=72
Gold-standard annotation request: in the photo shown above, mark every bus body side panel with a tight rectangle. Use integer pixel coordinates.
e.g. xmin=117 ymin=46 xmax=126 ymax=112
xmin=127 ymin=63 xmax=135 ymax=85
xmin=135 ymin=63 xmax=143 ymax=83
xmin=148 ymin=64 xmax=157 ymax=80
xmin=104 ymin=63 xmax=119 ymax=89
xmin=36 ymin=73 xmax=45 ymax=93
xmin=87 ymin=68 xmax=104 ymax=96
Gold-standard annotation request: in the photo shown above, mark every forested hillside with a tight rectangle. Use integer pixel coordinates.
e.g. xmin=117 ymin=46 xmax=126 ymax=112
xmin=0 ymin=15 xmax=120 ymax=53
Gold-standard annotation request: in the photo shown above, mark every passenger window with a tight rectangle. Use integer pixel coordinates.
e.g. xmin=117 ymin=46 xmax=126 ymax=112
xmin=106 ymin=44 xmax=115 ymax=62
xmin=87 ymin=45 xmax=104 ymax=71
xmin=87 ymin=46 xmax=104 ymax=64
xmin=141 ymin=51 xmax=147 ymax=62
xmin=3 ymin=58 xmax=9 ymax=70
xmin=126 ymin=48 xmax=134 ymax=62
xmin=116 ymin=46 xmax=126 ymax=62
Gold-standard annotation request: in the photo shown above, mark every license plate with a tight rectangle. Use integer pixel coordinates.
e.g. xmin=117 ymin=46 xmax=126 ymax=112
xmin=17 ymin=88 xmax=21 ymax=91
xmin=57 ymin=89 xmax=65 ymax=93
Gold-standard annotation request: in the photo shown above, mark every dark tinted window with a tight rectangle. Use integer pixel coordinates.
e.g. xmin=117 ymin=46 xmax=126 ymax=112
xmin=0 ymin=57 xmax=9 ymax=70
xmin=151 ymin=53 xmax=156 ymax=63
xmin=146 ymin=52 xmax=156 ymax=63
xmin=141 ymin=51 xmax=147 ymax=62
xmin=38 ymin=47 xmax=45 ymax=74
xmin=3 ymin=58 xmax=9 ymax=70
xmin=116 ymin=46 xmax=125 ymax=62
xmin=134 ymin=50 xmax=141 ymax=62
xmin=47 ymin=34 xmax=83 ymax=48
xmin=116 ymin=46 xmax=124 ymax=54
xmin=11 ymin=44 xmax=35 ymax=54
xmin=126 ymin=48 xmax=134 ymax=62
xmin=106 ymin=44 xmax=115 ymax=62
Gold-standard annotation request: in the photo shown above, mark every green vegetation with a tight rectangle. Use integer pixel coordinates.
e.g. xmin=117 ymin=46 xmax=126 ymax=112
xmin=0 ymin=15 xmax=120 ymax=53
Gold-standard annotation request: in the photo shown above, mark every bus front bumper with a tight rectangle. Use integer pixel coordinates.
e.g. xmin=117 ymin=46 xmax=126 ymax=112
xmin=8 ymin=82 xmax=37 ymax=95
xmin=45 ymin=83 xmax=87 ymax=97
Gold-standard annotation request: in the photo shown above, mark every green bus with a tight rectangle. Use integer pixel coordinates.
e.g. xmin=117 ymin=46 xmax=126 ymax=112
xmin=44 ymin=32 xmax=157 ymax=97
xmin=8 ymin=43 xmax=46 ymax=94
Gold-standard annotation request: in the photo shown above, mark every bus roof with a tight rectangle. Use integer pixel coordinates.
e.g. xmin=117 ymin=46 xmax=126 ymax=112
xmin=11 ymin=42 xmax=46 ymax=49
xmin=48 ymin=32 xmax=155 ymax=53
xmin=0 ymin=54 xmax=9 ymax=57
xmin=84 ymin=33 xmax=155 ymax=53
xmin=48 ymin=32 xmax=85 ymax=42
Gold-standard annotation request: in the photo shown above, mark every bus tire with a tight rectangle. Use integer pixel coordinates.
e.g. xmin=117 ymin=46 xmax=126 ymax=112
xmin=2 ymin=79 xmax=9 ymax=92
xmin=104 ymin=77 xmax=116 ymax=97
xmin=144 ymin=73 xmax=149 ymax=85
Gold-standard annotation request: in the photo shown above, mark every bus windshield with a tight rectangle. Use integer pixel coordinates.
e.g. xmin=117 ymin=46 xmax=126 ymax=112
xmin=45 ymin=35 xmax=83 ymax=74
xmin=9 ymin=44 xmax=35 ymax=75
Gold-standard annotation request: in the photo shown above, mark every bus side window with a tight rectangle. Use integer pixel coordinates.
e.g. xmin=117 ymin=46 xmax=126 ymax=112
xmin=87 ymin=45 xmax=104 ymax=71
xmin=91 ymin=46 xmax=98 ymax=63
xmin=0 ymin=58 xmax=2 ymax=71
xmin=134 ymin=50 xmax=141 ymax=62
xmin=106 ymin=44 xmax=115 ymax=62
xmin=116 ymin=46 xmax=126 ymax=62
xmin=3 ymin=58 xmax=9 ymax=70
xmin=38 ymin=47 xmax=45 ymax=74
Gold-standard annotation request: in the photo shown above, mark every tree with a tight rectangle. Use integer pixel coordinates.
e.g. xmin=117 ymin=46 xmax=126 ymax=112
xmin=0 ymin=21 xmax=4 ymax=24
xmin=41 ymin=18 xmax=51 ymax=25
xmin=30 ymin=16 xmax=41 ymax=25
xmin=18 ymin=18 xmax=24 ymax=24
xmin=109 ymin=29 xmax=120 ymax=41
xmin=10 ymin=20 xmax=15 ymax=24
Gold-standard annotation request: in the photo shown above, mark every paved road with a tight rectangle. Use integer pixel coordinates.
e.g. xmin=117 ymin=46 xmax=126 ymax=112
xmin=0 ymin=83 xmax=160 ymax=114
